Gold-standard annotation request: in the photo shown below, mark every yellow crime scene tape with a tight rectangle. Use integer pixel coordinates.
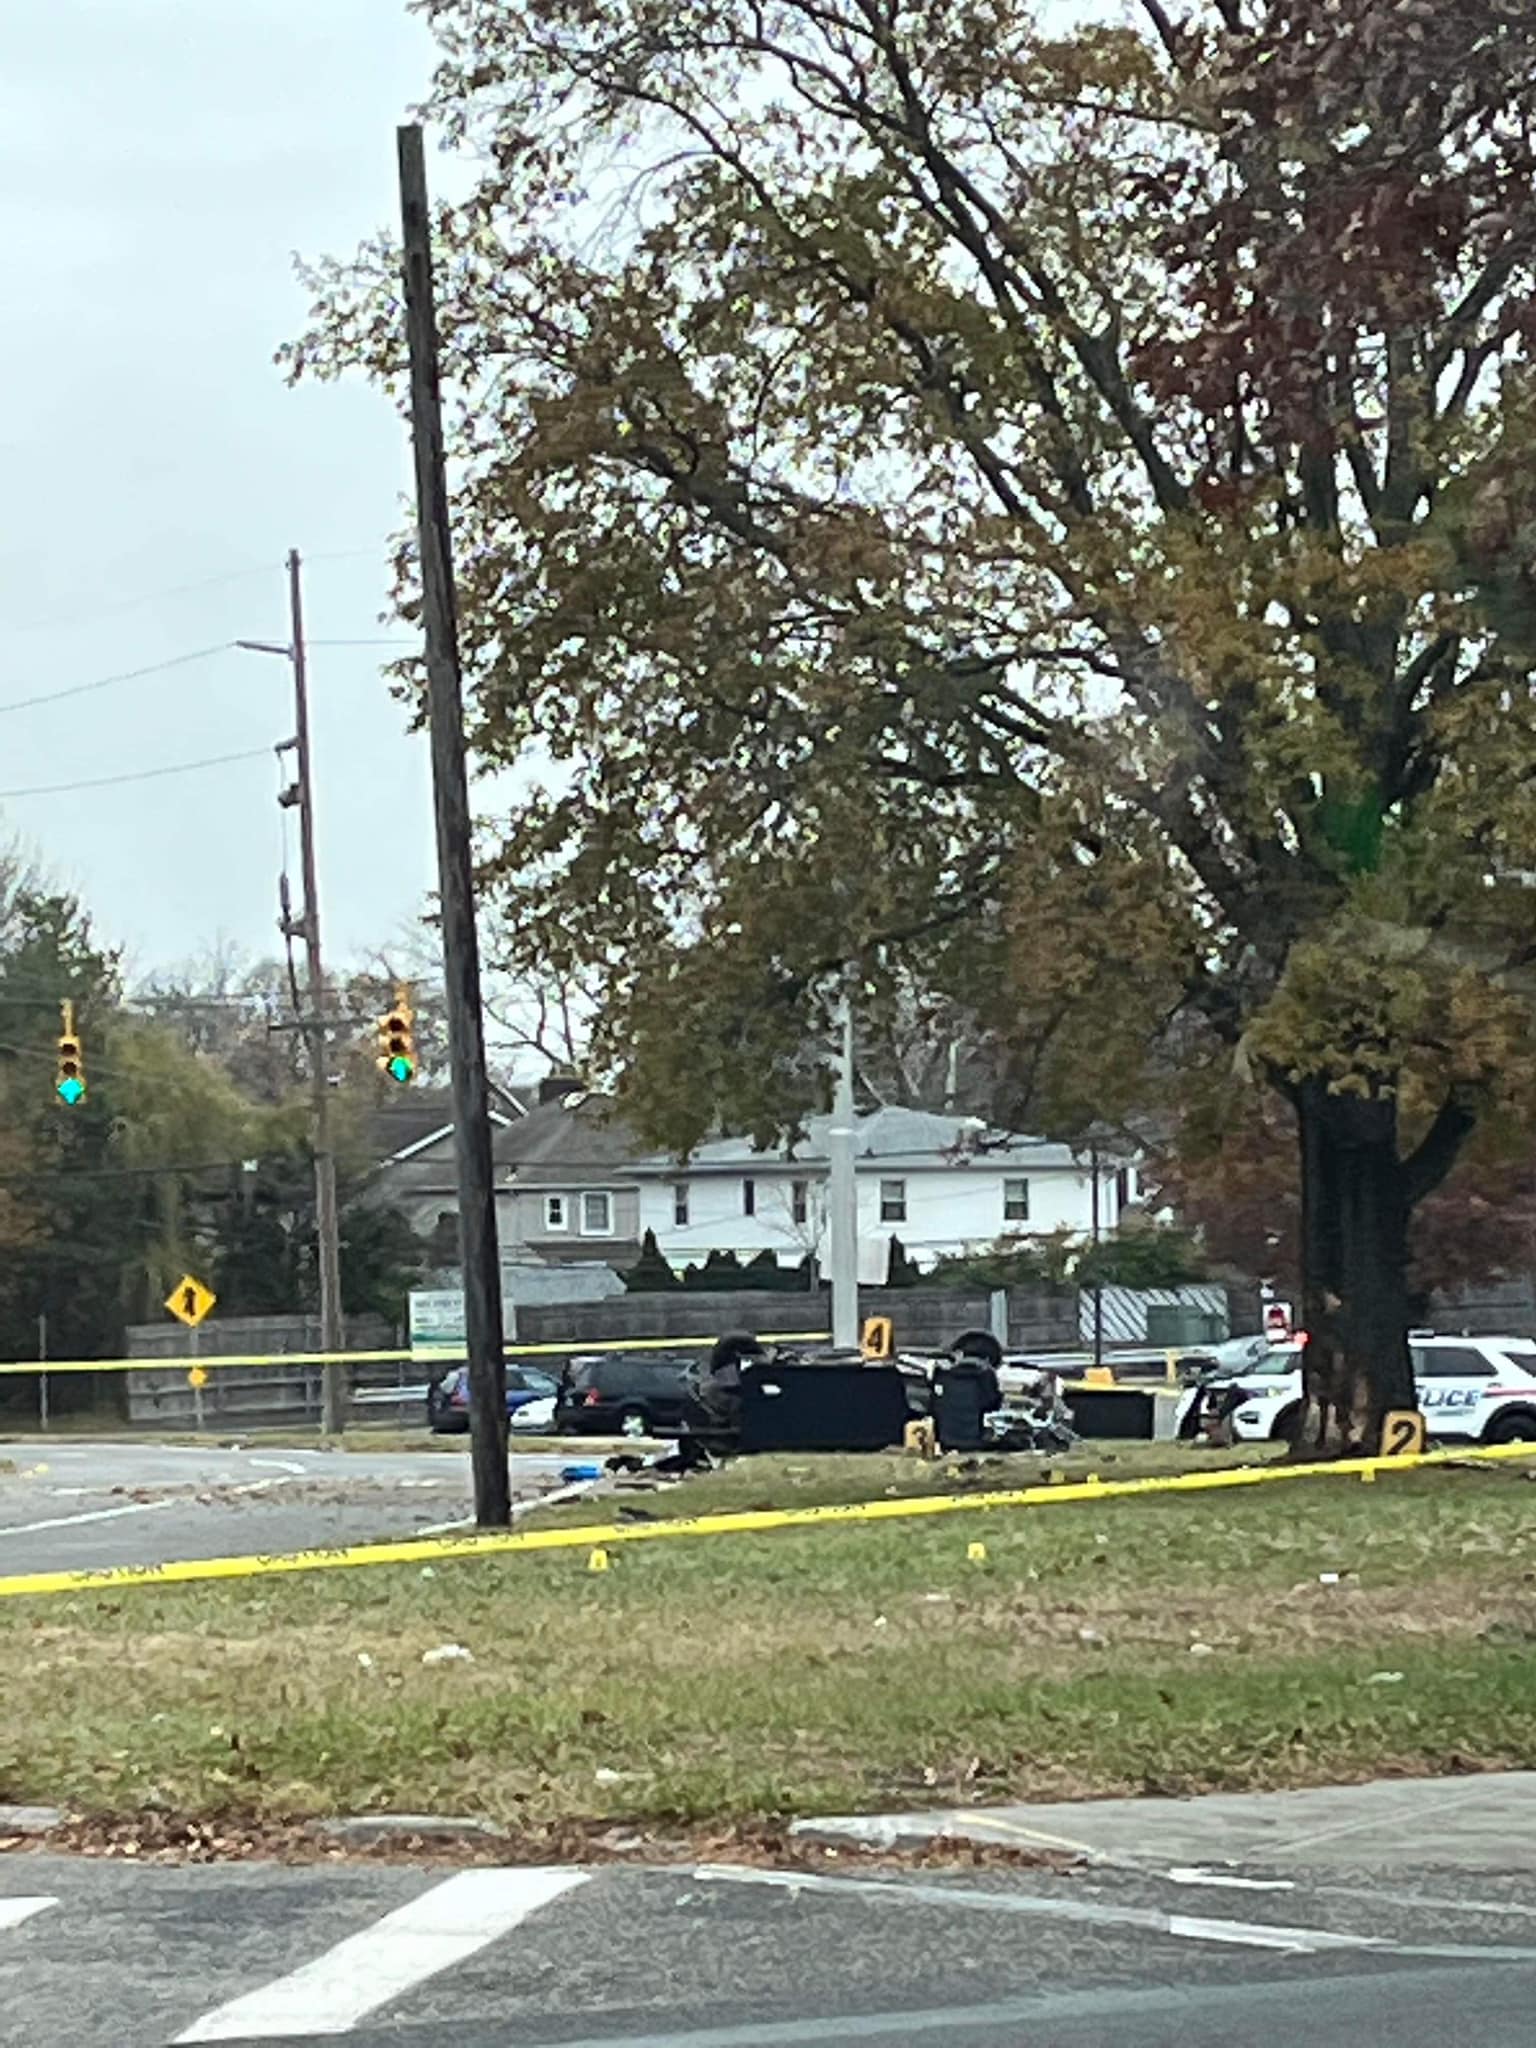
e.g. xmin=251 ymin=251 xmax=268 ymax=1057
xmin=1 ymin=1436 xmax=1532 ymax=1603
xmin=0 ymin=1333 xmax=835 ymax=1376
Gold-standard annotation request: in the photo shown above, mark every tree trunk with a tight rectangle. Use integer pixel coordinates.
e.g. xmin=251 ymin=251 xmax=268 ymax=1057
xmin=1292 ymin=1080 xmax=1415 ymax=1456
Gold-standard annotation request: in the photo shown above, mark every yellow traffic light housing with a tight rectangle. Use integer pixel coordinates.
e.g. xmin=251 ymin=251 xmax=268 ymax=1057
xmin=56 ymin=999 xmax=85 ymax=1107
xmin=378 ymin=988 xmax=415 ymax=1085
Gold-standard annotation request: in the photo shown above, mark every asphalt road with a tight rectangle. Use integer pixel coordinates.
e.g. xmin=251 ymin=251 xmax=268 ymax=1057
xmin=3 ymin=1844 xmax=1535 ymax=2045
xmin=0 ymin=1440 xmax=578 ymax=1576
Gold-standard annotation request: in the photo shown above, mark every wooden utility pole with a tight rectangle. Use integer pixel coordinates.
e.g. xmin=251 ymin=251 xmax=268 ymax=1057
xmin=397 ymin=122 xmax=510 ymax=1525
xmin=289 ymin=551 xmax=346 ymax=1432
xmin=255 ymin=554 xmax=346 ymax=1432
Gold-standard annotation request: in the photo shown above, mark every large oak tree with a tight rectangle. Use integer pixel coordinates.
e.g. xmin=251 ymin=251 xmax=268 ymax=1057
xmin=291 ymin=0 xmax=1536 ymax=1451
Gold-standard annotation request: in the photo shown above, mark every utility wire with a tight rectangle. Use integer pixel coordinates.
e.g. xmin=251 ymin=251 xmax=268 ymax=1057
xmin=0 ymin=1034 xmax=162 ymax=1082
xmin=0 ymin=746 xmax=273 ymax=802
xmin=0 ymin=1156 xmax=310 ymax=1187
xmin=0 ymin=643 xmax=237 ymax=716
xmin=11 ymin=546 xmax=393 ymax=637
xmin=0 ymin=634 xmax=411 ymax=720
xmin=9 ymin=569 xmax=276 ymax=637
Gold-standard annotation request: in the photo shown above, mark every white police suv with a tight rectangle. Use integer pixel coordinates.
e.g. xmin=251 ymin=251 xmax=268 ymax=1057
xmin=1179 ymin=1333 xmax=1536 ymax=1446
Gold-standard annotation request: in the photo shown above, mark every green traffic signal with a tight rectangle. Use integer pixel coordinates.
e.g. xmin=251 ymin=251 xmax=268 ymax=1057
xmin=57 ymin=1027 xmax=85 ymax=1106
xmin=379 ymin=997 xmax=415 ymax=1084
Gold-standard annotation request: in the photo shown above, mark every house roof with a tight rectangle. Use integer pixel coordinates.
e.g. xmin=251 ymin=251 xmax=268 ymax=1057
xmin=490 ymin=1094 xmax=640 ymax=1184
xmin=368 ymin=1090 xmax=459 ymax=1165
xmin=632 ymin=1105 xmax=1085 ymax=1173
xmin=368 ymin=1079 xmax=530 ymax=1171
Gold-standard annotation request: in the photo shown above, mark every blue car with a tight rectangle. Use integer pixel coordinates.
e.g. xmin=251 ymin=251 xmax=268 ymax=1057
xmin=426 ymin=1363 xmax=561 ymax=1434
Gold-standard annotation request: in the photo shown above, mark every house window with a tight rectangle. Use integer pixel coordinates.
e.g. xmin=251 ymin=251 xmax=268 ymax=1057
xmin=742 ymin=1177 xmax=756 ymax=1217
xmin=1003 ymin=1178 xmax=1030 ymax=1223
xmin=580 ymin=1191 xmax=613 ymax=1236
xmin=1115 ymin=1167 xmax=1131 ymax=1210
xmin=544 ymin=1194 xmax=568 ymax=1232
xmin=791 ymin=1180 xmax=808 ymax=1226
xmin=673 ymin=1183 xmax=690 ymax=1228
xmin=880 ymin=1178 xmax=907 ymax=1224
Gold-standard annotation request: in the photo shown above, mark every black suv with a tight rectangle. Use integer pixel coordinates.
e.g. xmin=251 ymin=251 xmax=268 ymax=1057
xmin=554 ymin=1352 xmax=702 ymax=1436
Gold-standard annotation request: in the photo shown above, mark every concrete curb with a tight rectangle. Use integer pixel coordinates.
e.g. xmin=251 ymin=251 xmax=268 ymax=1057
xmin=789 ymin=1772 xmax=1536 ymax=1875
xmin=0 ymin=1804 xmax=65 ymax=1837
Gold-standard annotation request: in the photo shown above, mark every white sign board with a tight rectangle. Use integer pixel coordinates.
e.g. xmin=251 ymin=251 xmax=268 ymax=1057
xmin=409 ymin=1288 xmax=466 ymax=1352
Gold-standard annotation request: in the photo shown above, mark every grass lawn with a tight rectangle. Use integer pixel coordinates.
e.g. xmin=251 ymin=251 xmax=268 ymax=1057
xmin=524 ymin=1441 xmax=1284 ymax=1527
xmin=3 ymin=1456 xmax=1535 ymax=1836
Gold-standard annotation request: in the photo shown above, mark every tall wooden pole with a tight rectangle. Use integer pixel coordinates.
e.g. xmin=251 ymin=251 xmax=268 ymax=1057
xmin=396 ymin=122 xmax=510 ymax=1525
xmin=287 ymin=549 xmax=346 ymax=1434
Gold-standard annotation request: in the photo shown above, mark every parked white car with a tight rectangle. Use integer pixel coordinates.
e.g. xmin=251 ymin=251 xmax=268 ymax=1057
xmin=1176 ymin=1334 xmax=1536 ymax=1446
xmin=510 ymin=1395 xmax=558 ymax=1435
xmin=1192 ymin=1332 xmax=1305 ymax=1376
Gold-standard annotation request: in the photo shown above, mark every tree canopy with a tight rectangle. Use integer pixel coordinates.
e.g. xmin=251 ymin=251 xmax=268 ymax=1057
xmin=0 ymin=893 xmax=430 ymax=1408
xmin=291 ymin=0 xmax=1536 ymax=1445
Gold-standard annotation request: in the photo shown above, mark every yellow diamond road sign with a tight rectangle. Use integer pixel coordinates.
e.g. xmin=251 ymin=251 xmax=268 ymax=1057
xmin=166 ymin=1275 xmax=216 ymax=1328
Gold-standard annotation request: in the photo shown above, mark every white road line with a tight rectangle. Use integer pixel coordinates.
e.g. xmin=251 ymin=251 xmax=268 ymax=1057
xmin=0 ymin=1473 xmax=309 ymax=1540
xmin=1165 ymin=1911 xmax=1320 ymax=1951
xmin=1314 ymin=1882 xmax=1536 ymax=1923
xmin=0 ymin=1497 xmax=182 ymax=1538
xmin=692 ymin=1864 xmax=1381 ymax=1956
xmin=0 ymin=1896 xmax=58 ymax=1932
xmin=248 ymin=1458 xmax=309 ymax=1476
xmin=1165 ymin=1866 xmax=1296 ymax=1892
xmin=696 ymin=1865 xmax=1536 ymax=1968
xmin=173 ymin=1866 xmax=587 ymax=2041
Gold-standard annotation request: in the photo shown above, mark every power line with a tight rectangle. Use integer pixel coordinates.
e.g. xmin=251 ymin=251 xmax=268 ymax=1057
xmin=303 ymin=547 xmax=389 ymax=568
xmin=0 ymin=643 xmax=236 ymax=717
xmin=0 ymin=746 xmax=273 ymax=802
xmin=10 ymin=546 xmax=393 ymax=638
xmin=0 ymin=1034 xmax=158 ymax=1083
xmin=0 ymin=1156 xmax=307 ymax=1187
xmin=9 ymin=567 xmax=278 ymax=637
xmin=0 ymin=633 xmax=412 ymax=720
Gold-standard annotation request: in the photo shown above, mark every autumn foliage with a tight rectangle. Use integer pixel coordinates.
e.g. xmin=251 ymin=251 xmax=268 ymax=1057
xmin=292 ymin=0 xmax=1536 ymax=1447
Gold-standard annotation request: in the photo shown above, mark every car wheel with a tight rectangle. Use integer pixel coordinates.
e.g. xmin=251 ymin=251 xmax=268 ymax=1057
xmin=1484 ymin=1409 xmax=1536 ymax=1446
xmin=1271 ymin=1403 xmax=1303 ymax=1444
xmin=616 ymin=1405 xmax=650 ymax=1438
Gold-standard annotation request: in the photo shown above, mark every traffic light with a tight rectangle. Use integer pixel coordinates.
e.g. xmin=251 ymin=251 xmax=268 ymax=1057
xmin=378 ymin=990 xmax=415 ymax=1085
xmin=56 ymin=1001 xmax=85 ymax=1107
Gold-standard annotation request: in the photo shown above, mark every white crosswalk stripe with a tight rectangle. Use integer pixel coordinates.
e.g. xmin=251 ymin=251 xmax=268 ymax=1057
xmin=173 ymin=1865 xmax=587 ymax=2040
xmin=0 ymin=1895 xmax=58 ymax=1933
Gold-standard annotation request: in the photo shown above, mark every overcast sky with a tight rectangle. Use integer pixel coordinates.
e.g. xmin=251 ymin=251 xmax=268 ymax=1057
xmin=1 ymin=2 xmax=453 ymax=983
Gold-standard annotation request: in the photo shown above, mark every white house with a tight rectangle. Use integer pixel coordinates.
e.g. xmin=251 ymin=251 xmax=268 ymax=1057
xmin=630 ymin=1107 xmax=1137 ymax=1276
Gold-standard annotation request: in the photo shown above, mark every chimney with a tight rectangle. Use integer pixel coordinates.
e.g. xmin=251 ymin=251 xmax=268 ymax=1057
xmin=538 ymin=1071 xmax=584 ymax=1107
